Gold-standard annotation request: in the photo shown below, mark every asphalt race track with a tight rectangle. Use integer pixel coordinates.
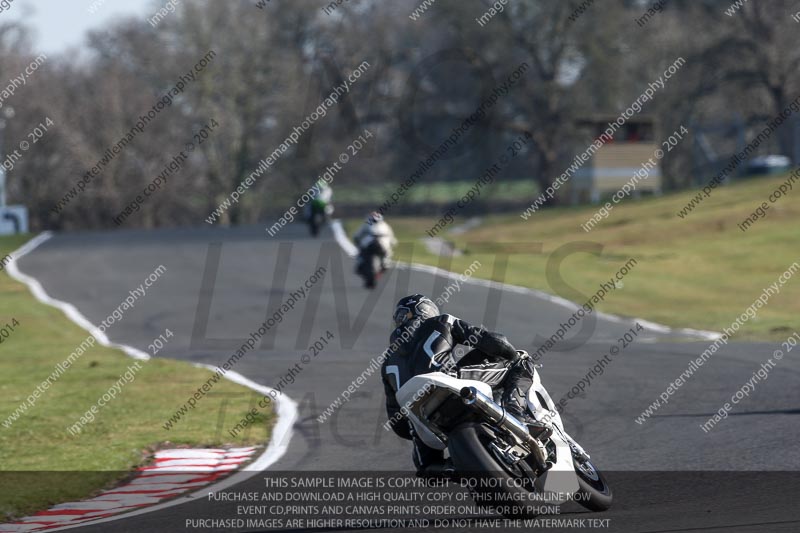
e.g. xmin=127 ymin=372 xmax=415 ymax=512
xmin=17 ymin=224 xmax=800 ymax=533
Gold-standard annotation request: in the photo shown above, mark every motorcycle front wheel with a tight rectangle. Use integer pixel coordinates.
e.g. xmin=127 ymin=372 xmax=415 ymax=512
xmin=572 ymin=455 xmax=613 ymax=511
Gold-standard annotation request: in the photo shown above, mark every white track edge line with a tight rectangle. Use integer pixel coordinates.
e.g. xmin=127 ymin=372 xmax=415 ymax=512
xmin=6 ymin=232 xmax=150 ymax=361
xmin=4 ymin=232 xmax=298 ymax=532
xmin=330 ymin=220 xmax=721 ymax=341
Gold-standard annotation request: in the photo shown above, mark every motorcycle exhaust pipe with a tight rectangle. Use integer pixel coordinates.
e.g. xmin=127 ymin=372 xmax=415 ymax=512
xmin=460 ymin=386 xmax=532 ymax=444
xmin=460 ymin=386 xmax=548 ymax=467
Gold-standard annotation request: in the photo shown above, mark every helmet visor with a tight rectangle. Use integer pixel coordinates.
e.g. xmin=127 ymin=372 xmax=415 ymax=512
xmin=393 ymin=306 xmax=412 ymax=327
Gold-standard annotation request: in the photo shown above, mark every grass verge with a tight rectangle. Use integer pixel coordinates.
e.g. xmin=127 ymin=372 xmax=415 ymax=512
xmin=334 ymin=179 xmax=538 ymax=204
xmin=357 ymin=173 xmax=800 ymax=340
xmin=0 ymin=235 xmax=273 ymax=521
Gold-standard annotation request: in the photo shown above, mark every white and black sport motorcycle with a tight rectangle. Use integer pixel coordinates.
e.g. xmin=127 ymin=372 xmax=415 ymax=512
xmin=395 ymin=352 xmax=612 ymax=516
xmin=355 ymin=242 xmax=386 ymax=289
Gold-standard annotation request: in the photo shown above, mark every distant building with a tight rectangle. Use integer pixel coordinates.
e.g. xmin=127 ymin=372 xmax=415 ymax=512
xmin=571 ymin=116 xmax=662 ymax=204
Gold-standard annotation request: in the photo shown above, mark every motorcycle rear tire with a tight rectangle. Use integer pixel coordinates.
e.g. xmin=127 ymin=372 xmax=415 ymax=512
xmin=308 ymin=212 xmax=326 ymax=237
xmin=447 ymin=423 xmax=543 ymax=518
xmin=359 ymin=251 xmax=378 ymax=289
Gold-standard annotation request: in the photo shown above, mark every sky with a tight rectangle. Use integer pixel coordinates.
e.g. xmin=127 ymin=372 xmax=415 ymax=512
xmin=7 ymin=0 xmax=153 ymax=54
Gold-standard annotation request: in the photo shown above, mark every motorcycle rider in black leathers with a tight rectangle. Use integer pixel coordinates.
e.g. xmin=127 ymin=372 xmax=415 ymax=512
xmin=381 ymin=294 xmax=547 ymax=476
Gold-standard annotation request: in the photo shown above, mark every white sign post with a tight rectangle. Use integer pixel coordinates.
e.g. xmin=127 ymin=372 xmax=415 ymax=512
xmin=0 ymin=106 xmax=28 ymax=235
xmin=0 ymin=165 xmax=28 ymax=235
xmin=0 ymin=166 xmax=5 ymax=207
xmin=0 ymin=206 xmax=27 ymax=234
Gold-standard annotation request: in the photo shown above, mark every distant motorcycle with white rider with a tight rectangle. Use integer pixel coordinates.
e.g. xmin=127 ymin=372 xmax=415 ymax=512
xmin=352 ymin=212 xmax=397 ymax=289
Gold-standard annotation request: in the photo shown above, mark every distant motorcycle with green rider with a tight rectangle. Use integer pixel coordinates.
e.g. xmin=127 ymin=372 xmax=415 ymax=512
xmin=306 ymin=180 xmax=333 ymax=237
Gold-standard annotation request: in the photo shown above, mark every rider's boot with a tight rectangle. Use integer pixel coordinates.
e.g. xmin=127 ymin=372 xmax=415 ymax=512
xmin=411 ymin=430 xmax=454 ymax=478
xmin=502 ymin=360 xmax=552 ymax=441
xmin=417 ymin=460 xmax=456 ymax=479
